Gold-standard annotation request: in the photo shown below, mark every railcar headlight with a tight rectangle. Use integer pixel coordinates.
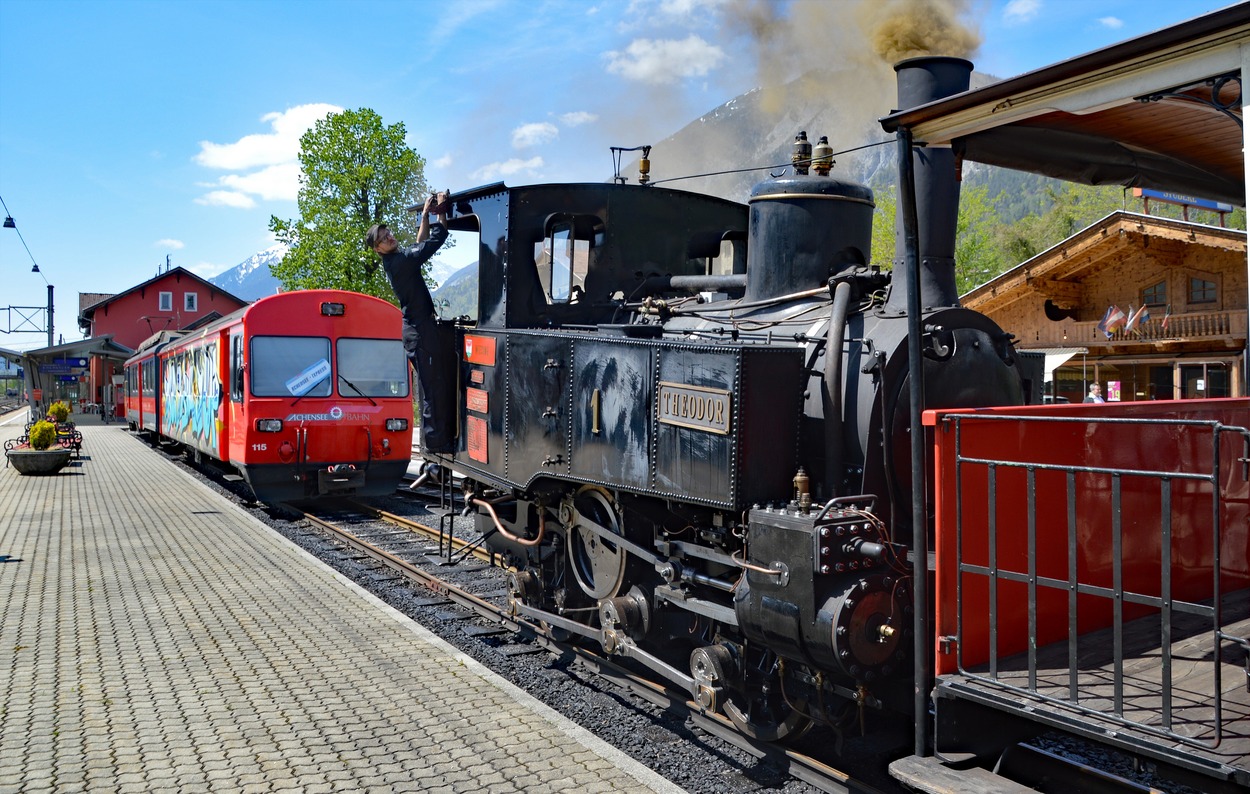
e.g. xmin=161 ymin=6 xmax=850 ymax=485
xmin=386 ymin=418 xmax=408 ymax=431
xmin=256 ymin=419 xmax=283 ymax=432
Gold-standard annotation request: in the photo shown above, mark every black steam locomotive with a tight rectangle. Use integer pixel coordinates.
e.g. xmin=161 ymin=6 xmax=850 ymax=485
xmin=422 ymin=58 xmax=1032 ymax=740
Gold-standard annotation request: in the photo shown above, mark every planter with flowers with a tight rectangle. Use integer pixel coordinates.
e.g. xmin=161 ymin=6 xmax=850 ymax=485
xmin=4 ymin=419 xmax=73 ymax=475
xmin=48 ymin=400 xmax=71 ymax=424
xmin=44 ymin=400 xmax=82 ymax=455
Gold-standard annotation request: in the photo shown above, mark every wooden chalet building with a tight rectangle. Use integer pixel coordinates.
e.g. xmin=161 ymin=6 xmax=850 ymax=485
xmin=963 ymin=210 xmax=1246 ymax=403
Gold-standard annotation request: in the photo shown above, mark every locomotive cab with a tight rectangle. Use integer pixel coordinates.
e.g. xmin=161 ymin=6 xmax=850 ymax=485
xmin=442 ymin=182 xmax=750 ymax=331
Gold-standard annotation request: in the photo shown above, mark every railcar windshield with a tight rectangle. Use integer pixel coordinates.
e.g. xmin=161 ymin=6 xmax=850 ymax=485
xmin=250 ymin=336 xmax=333 ymax=397
xmin=336 ymin=338 xmax=410 ymax=397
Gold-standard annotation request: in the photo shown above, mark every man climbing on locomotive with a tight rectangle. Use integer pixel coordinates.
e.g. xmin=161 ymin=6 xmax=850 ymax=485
xmin=366 ymin=192 xmax=455 ymax=454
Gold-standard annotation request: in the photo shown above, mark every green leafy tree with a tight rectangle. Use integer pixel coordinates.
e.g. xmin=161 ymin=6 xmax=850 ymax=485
xmin=269 ymin=108 xmax=430 ymax=298
xmin=870 ymin=186 xmax=896 ymax=270
xmin=870 ymin=184 xmax=1008 ymax=295
xmin=953 ymin=184 xmax=1000 ymax=294
xmin=994 ymin=183 xmax=1127 ymax=264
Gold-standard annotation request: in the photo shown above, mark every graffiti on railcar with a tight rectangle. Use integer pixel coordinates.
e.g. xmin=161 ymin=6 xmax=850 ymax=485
xmin=161 ymin=341 xmax=221 ymax=453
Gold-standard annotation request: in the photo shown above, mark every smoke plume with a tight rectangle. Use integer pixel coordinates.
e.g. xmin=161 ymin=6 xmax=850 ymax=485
xmin=862 ymin=0 xmax=982 ymax=63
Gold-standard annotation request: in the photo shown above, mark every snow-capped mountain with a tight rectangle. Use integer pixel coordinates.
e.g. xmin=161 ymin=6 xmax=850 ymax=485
xmin=209 ymin=243 xmax=286 ymax=301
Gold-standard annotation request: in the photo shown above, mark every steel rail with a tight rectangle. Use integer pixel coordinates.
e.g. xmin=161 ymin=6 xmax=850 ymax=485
xmin=294 ymin=505 xmax=885 ymax=794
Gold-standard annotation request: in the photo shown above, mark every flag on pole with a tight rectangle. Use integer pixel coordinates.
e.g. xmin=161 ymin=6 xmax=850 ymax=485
xmin=1161 ymin=304 xmax=1172 ymax=333
xmin=1097 ymin=305 xmax=1127 ymax=338
xmin=1124 ymin=304 xmax=1150 ymax=334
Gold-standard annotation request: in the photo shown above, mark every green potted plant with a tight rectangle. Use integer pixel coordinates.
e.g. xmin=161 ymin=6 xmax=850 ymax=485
xmin=4 ymin=419 xmax=73 ymax=475
xmin=47 ymin=400 xmax=70 ymax=424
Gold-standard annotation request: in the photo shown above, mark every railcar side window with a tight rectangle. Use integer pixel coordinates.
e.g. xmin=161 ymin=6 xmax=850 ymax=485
xmin=250 ymin=337 xmax=332 ymax=397
xmin=336 ymin=338 xmax=410 ymax=397
xmin=229 ymin=334 xmax=244 ymax=402
xmin=143 ymin=359 xmax=156 ymax=398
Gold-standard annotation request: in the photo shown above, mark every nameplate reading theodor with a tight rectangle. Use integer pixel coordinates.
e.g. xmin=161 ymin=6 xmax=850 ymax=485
xmin=657 ymin=382 xmax=732 ymax=435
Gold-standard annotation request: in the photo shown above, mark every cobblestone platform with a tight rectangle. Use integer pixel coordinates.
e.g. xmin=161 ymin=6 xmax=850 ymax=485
xmin=0 ymin=408 xmax=685 ymax=793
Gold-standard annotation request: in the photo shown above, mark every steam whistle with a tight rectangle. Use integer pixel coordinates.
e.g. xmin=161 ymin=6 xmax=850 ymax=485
xmin=792 ymin=131 xmax=812 ymax=176
xmin=812 ymin=136 xmax=834 ymax=176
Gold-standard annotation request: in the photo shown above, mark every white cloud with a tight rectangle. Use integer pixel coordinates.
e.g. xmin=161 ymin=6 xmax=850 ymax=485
xmin=605 ymin=35 xmax=726 ymax=84
xmin=217 ymin=163 xmax=303 ymax=202
xmin=194 ymin=103 xmax=341 ymax=170
xmin=1098 ymin=16 xmax=1123 ymax=29
xmin=431 ymin=153 xmax=453 ymax=170
xmin=658 ymin=0 xmax=727 ymax=21
xmin=193 ymin=103 xmax=340 ymax=209
xmin=1003 ymin=0 xmax=1041 ymax=26
xmin=194 ymin=191 xmax=256 ymax=209
xmin=154 ymin=239 xmax=185 ymax=250
xmin=512 ymin=122 xmax=559 ymax=149
xmin=470 ymin=156 xmax=544 ymax=182
xmin=559 ymin=111 xmax=598 ymax=127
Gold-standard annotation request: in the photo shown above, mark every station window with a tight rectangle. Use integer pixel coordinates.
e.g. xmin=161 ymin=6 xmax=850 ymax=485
xmin=1141 ymin=280 xmax=1166 ymax=306
xmin=185 ymin=292 xmax=198 ymax=312
xmin=158 ymin=291 xmax=173 ymax=312
xmin=1189 ymin=277 xmax=1216 ymax=304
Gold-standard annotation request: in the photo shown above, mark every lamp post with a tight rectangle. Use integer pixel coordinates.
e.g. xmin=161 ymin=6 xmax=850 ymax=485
xmin=46 ymin=284 xmax=54 ymax=349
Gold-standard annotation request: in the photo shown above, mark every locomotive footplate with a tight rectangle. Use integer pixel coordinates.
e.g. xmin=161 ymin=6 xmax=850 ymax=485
xmin=734 ymin=501 xmax=911 ymax=684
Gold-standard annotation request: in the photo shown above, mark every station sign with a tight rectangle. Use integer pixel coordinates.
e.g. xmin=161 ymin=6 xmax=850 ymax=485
xmin=1131 ymin=188 xmax=1235 ymax=212
xmin=39 ymin=357 xmax=90 ymax=376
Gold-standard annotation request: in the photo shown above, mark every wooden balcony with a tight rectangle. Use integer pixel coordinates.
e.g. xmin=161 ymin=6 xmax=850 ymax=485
xmin=1029 ymin=309 xmax=1247 ymax=349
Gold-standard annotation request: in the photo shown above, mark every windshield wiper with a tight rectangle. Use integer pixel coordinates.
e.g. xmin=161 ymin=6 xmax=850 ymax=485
xmin=289 ymin=373 xmax=331 ymax=408
xmin=338 ymin=374 xmax=377 ymax=406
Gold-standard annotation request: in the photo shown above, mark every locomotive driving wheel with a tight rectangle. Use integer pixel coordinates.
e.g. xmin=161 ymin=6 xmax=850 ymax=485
xmin=723 ymin=650 xmax=811 ymax=743
xmin=567 ymin=487 xmax=627 ymax=600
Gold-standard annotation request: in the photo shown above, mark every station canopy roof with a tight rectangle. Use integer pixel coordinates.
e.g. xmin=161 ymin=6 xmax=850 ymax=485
xmin=21 ymin=336 xmax=134 ymax=363
xmin=880 ymin=5 xmax=1249 ymax=207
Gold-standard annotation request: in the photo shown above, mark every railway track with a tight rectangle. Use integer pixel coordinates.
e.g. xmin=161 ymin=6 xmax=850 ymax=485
xmin=289 ymin=490 xmax=902 ymax=794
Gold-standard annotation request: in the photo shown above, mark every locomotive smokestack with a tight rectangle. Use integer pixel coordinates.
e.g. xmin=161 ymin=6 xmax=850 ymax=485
xmin=885 ymin=56 xmax=972 ymax=313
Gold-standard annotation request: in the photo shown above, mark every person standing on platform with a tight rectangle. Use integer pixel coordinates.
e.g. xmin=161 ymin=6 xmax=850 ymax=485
xmin=1084 ymin=383 xmax=1105 ymax=403
xmin=366 ymin=192 xmax=454 ymax=453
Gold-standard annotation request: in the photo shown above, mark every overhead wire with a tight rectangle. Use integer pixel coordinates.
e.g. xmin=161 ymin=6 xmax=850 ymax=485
xmin=0 ymin=194 xmax=49 ymax=285
xmin=644 ymin=139 xmax=895 ymax=188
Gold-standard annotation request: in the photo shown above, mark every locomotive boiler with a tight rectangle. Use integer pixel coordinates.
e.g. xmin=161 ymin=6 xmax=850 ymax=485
xmin=424 ymin=57 xmax=1034 ymax=739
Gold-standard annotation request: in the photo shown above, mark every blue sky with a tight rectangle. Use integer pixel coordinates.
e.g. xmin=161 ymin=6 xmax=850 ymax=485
xmin=0 ymin=0 xmax=1237 ymax=352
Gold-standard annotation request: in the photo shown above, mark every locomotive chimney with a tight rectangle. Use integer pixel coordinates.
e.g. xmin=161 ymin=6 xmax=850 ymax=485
xmin=884 ymin=56 xmax=972 ymax=314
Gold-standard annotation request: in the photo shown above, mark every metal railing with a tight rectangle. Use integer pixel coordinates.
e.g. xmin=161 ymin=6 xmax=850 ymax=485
xmin=947 ymin=412 xmax=1249 ymax=750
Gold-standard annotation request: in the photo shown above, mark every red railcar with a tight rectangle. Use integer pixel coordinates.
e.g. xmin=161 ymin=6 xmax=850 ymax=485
xmin=124 ymin=290 xmax=414 ymax=502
